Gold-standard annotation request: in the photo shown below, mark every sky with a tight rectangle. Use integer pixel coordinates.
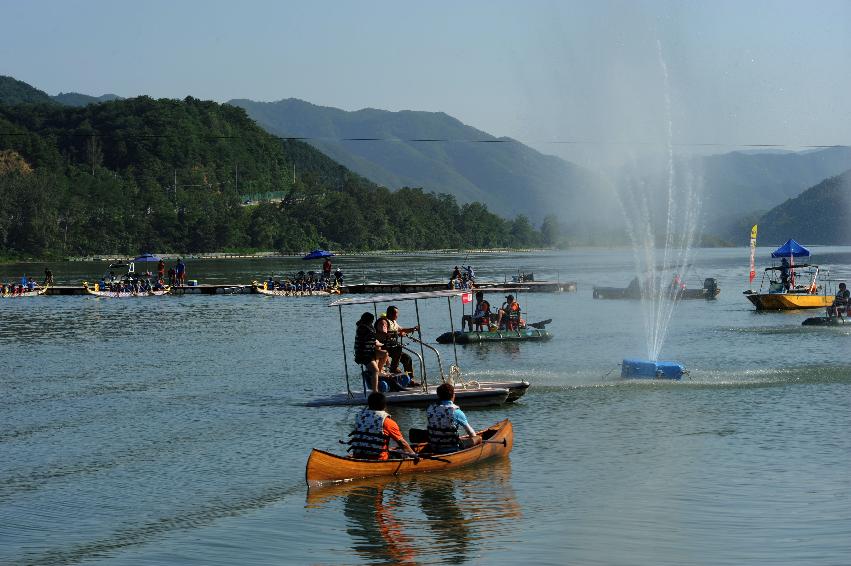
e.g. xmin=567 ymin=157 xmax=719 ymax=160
xmin=3 ymin=0 xmax=850 ymax=168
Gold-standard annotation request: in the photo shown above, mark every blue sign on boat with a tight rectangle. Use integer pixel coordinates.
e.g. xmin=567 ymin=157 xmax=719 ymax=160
xmin=621 ymin=358 xmax=684 ymax=380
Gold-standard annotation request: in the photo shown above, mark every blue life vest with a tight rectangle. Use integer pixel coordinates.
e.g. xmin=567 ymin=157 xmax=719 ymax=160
xmin=426 ymin=403 xmax=461 ymax=453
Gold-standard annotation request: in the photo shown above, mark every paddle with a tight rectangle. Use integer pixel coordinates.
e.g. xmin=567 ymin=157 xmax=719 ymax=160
xmin=529 ymin=318 xmax=552 ymax=329
xmin=337 ymin=441 xmax=451 ymax=463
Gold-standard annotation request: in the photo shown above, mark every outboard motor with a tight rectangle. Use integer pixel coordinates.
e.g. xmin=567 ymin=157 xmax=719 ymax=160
xmin=703 ymin=278 xmax=718 ymax=299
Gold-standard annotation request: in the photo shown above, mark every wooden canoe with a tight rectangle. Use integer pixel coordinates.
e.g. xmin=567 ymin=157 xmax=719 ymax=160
xmin=305 ymin=419 xmax=513 ymax=488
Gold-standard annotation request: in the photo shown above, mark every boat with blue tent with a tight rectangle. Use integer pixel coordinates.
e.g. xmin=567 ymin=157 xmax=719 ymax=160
xmin=743 ymin=239 xmax=834 ymax=310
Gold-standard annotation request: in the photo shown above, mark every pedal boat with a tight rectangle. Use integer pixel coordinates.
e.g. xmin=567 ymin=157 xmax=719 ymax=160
xmin=436 ymin=326 xmax=551 ymax=345
xmin=305 ymin=419 xmax=513 ymax=488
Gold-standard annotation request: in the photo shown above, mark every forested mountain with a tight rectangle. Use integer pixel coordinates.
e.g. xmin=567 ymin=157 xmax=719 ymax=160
xmin=755 ymin=170 xmax=851 ymax=245
xmin=0 ymin=95 xmax=546 ymax=258
xmin=52 ymin=92 xmax=123 ymax=107
xmin=227 ymin=98 xmax=605 ymax=224
xmin=697 ymin=147 xmax=851 ymax=220
xmin=0 ymin=76 xmax=54 ymax=105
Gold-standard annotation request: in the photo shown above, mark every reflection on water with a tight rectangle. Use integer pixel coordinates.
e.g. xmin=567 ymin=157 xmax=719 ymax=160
xmin=307 ymin=459 xmax=519 ymax=565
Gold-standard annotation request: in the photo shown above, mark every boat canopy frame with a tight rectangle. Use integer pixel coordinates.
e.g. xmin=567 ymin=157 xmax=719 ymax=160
xmin=330 ymin=289 xmax=475 ymax=398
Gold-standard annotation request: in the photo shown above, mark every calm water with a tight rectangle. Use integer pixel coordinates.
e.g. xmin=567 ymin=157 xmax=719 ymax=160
xmin=2 ymin=249 xmax=850 ymax=565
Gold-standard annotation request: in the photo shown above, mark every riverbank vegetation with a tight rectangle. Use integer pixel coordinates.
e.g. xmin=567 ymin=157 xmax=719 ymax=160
xmin=0 ymin=96 xmax=555 ymax=259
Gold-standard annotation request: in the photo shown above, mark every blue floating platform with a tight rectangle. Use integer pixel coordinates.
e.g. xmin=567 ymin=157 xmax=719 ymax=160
xmin=621 ymin=358 xmax=684 ymax=380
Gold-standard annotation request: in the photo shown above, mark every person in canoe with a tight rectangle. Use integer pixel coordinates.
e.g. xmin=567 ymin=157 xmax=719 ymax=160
xmin=426 ymin=383 xmax=482 ymax=454
xmin=375 ymin=306 xmax=420 ymax=384
xmin=354 ymin=312 xmax=389 ymax=392
xmin=349 ymin=392 xmax=415 ymax=460
xmin=496 ymin=294 xmax=521 ymax=330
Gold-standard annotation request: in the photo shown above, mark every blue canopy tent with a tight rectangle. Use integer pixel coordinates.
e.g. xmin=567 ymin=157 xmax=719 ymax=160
xmin=303 ymin=250 xmax=334 ymax=260
xmin=771 ymin=239 xmax=810 ymax=258
xmin=131 ymin=253 xmax=161 ymax=275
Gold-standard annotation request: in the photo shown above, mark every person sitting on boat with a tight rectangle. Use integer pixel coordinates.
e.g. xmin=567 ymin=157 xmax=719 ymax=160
xmin=355 ymin=312 xmax=390 ymax=392
xmin=496 ymin=294 xmax=522 ymax=330
xmin=349 ymin=392 xmax=415 ymax=460
xmin=426 ymin=383 xmax=482 ymax=454
xmin=828 ymin=282 xmax=850 ymax=318
xmin=472 ymin=291 xmax=491 ymax=331
xmin=334 ymin=268 xmax=344 ymax=287
xmin=375 ymin=306 xmax=420 ymax=385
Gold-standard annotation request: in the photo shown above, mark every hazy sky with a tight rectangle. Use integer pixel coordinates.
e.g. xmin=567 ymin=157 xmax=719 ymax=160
xmin=3 ymin=0 xmax=850 ymax=166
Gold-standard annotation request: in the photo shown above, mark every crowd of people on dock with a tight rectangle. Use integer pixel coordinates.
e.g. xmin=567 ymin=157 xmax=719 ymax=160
xmin=448 ymin=265 xmax=475 ymax=289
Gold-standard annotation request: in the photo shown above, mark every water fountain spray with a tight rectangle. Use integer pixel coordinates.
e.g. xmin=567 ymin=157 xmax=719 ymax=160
xmin=618 ymin=41 xmax=701 ymax=380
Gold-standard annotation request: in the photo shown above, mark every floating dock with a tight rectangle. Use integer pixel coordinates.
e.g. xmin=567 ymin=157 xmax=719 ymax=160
xmin=41 ymin=280 xmax=574 ymax=296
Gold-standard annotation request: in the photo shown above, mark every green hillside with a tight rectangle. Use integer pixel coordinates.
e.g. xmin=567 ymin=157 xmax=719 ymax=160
xmin=0 ymin=75 xmax=55 ymax=105
xmin=757 ymin=170 xmax=851 ymax=245
xmin=52 ymin=92 xmax=123 ymax=107
xmin=227 ymin=98 xmax=607 ymax=224
xmin=0 ymin=94 xmax=545 ymax=258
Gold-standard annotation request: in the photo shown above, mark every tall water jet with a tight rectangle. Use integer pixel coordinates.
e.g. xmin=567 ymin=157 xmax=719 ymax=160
xmin=617 ymin=40 xmax=702 ymax=364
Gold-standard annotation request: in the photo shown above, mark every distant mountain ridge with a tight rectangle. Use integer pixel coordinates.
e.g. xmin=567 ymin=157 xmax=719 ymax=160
xmin=0 ymin=76 xmax=121 ymax=107
xmin=756 ymin=170 xmax=851 ymax=245
xmin=227 ymin=98 xmax=603 ymax=223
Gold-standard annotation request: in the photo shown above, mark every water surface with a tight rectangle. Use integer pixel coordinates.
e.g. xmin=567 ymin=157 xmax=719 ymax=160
xmin=2 ymin=249 xmax=850 ymax=565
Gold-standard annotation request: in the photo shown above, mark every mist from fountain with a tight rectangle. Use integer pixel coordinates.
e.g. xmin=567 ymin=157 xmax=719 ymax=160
xmin=616 ymin=41 xmax=702 ymax=362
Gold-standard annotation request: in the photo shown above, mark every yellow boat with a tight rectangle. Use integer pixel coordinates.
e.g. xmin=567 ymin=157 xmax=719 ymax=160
xmin=744 ymin=263 xmax=833 ymax=311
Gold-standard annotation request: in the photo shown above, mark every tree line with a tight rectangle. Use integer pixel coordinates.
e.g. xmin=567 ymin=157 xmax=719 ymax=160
xmin=0 ymin=96 xmax=557 ymax=259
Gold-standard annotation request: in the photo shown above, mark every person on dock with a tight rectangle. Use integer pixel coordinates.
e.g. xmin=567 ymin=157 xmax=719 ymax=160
xmin=449 ymin=265 xmax=462 ymax=288
xmin=349 ymin=392 xmax=415 ymax=460
xmin=43 ymin=268 xmax=53 ymax=286
xmin=355 ymin=312 xmax=389 ymax=392
xmin=426 ymin=383 xmax=481 ymax=454
xmin=375 ymin=306 xmax=419 ymax=384
xmin=496 ymin=294 xmax=521 ymax=330
xmin=175 ymin=258 xmax=186 ymax=286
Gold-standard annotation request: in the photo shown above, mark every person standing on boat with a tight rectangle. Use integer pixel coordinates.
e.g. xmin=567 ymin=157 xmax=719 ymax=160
xmin=322 ymin=257 xmax=332 ymax=281
xmin=355 ymin=312 xmax=389 ymax=392
xmin=43 ymin=268 xmax=53 ymax=286
xmin=780 ymin=257 xmax=791 ymax=291
xmin=157 ymin=259 xmax=165 ymax=282
xmin=349 ymin=392 xmax=415 ymax=460
xmin=375 ymin=306 xmax=419 ymax=382
xmin=426 ymin=383 xmax=481 ymax=454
